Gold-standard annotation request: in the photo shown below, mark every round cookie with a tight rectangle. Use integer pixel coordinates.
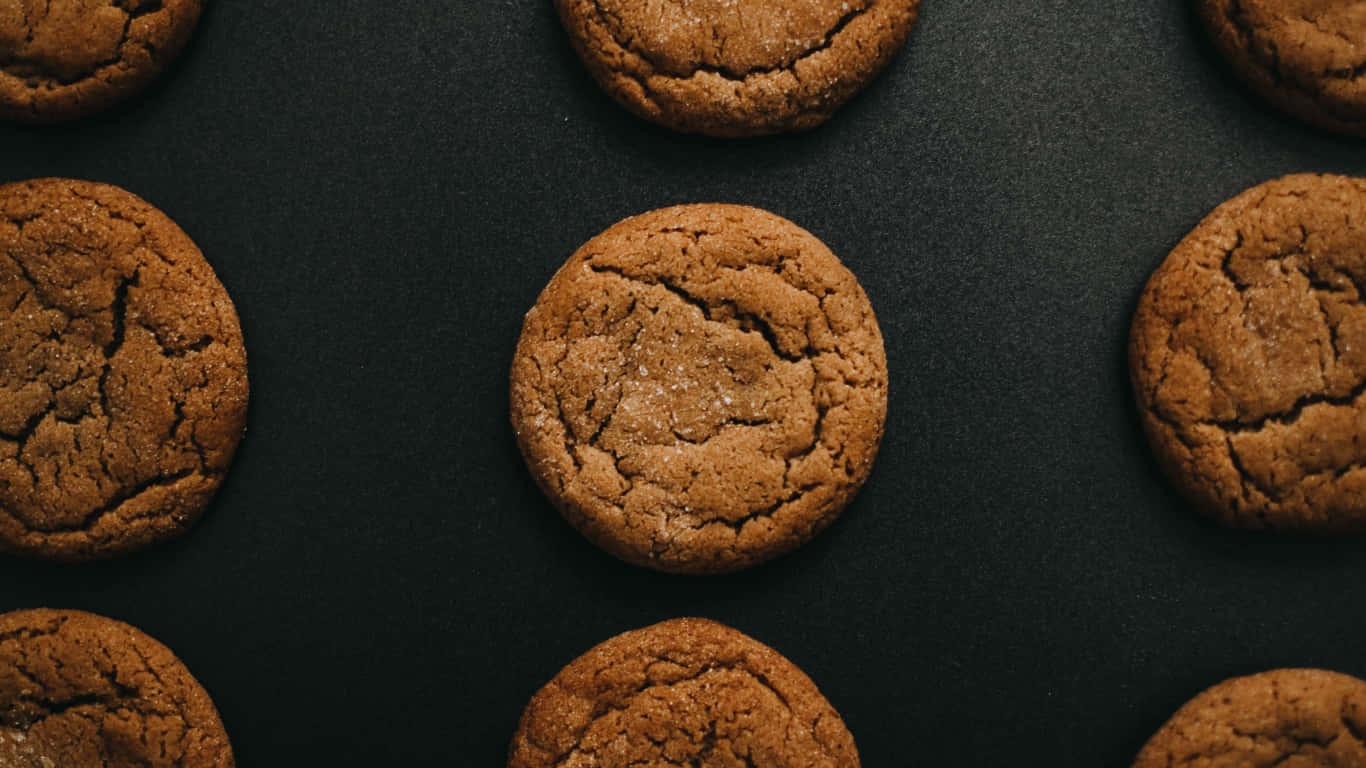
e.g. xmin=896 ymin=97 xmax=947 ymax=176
xmin=1132 ymin=669 xmax=1366 ymax=767
xmin=0 ymin=608 xmax=235 ymax=767
xmin=0 ymin=0 xmax=204 ymax=124
xmin=1129 ymin=174 xmax=1366 ymax=531
xmin=1197 ymin=0 xmax=1366 ymax=137
xmin=554 ymin=0 xmax=921 ymax=137
xmin=0 ymin=178 xmax=248 ymax=561
xmin=509 ymin=204 xmax=887 ymax=574
xmin=508 ymin=617 xmax=860 ymax=768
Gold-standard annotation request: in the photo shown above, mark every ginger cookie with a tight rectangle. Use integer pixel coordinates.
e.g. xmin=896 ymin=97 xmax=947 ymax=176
xmin=1197 ymin=0 xmax=1366 ymax=137
xmin=0 ymin=178 xmax=248 ymax=561
xmin=554 ymin=0 xmax=921 ymax=137
xmin=1129 ymin=174 xmax=1366 ymax=531
xmin=0 ymin=608 xmax=235 ymax=767
xmin=0 ymin=0 xmax=204 ymax=124
xmin=508 ymin=617 xmax=860 ymax=768
xmin=509 ymin=204 xmax=887 ymax=574
xmin=1132 ymin=669 xmax=1366 ymax=768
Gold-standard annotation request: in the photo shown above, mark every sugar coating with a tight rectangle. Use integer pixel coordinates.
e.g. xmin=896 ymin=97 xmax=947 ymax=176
xmin=510 ymin=204 xmax=888 ymax=574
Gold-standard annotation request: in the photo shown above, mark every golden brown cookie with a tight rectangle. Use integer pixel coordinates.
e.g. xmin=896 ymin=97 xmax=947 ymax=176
xmin=1129 ymin=174 xmax=1366 ymax=531
xmin=1132 ymin=669 xmax=1366 ymax=768
xmin=0 ymin=178 xmax=248 ymax=561
xmin=0 ymin=0 xmax=204 ymax=124
xmin=555 ymin=0 xmax=921 ymax=137
xmin=1197 ymin=0 xmax=1366 ymax=137
xmin=510 ymin=204 xmax=887 ymax=574
xmin=0 ymin=608 xmax=235 ymax=767
xmin=508 ymin=617 xmax=860 ymax=768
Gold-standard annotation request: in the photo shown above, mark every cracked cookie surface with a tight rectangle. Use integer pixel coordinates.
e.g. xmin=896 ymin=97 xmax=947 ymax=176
xmin=0 ymin=178 xmax=248 ymax=561
xmin=510 ymin=204 xmax=887 ymax=574
xmin=1130 ymin=174 xmax=1366 ymax=532
xmin=1132 ymin=668 xmax=1366 ymax=768
xmin=0 ymin=0 xmax=203 ymax=124
xmin=0 ymin=608 xmax=234 ymax=768
xmin=555 ymin=0 xmax=920 ymax=136
xmin=1198 ymin=0 xmax=1366 ymax=137
xmin=508 ymin=617 xmax=860 ymax=768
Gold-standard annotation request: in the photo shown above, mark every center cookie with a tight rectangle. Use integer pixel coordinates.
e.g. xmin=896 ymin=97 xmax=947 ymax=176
xmin=508 ymin=617 xmax=860 ymax=768
xmin=0 ymin=178 xmax=249 ymax=561
xmin=510 ymin=204 xmax=887 ymax=574
xmin=0 ymin=608 xmax=235 ymax=767
xmin=1129 ymin=174 xmax=1366 ymax=531
xmin=555 ymin=0 xmax=921 ymax=136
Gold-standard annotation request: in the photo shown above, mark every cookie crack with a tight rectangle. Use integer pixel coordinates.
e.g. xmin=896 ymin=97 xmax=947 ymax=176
xmin=587 ymin=264 xmax=809 ymax=363
xmin=26 ymin=468 xmax=198 ymax=534
xmin=571 ymin=264 xmax=827 ymax=525
xmin=588 ymin=0 xmax=873 ymax=83
xmin=553 ymin=661 xmax=829 ymax=768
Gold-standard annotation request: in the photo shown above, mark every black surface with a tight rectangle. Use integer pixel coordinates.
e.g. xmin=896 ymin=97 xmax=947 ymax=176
xmin=2 ymin=0 xmax=1365 ymax=764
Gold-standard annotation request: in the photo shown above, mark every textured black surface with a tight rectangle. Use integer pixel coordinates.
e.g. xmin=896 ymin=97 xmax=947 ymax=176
xmin=1 ymin=1 xmax=1365 ymax=765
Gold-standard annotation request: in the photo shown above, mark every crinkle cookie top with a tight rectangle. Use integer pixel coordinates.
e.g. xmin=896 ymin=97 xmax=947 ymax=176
xmin=0 ymin=0 xmax=203 ymax=123
xmin=511 ymin=204 xmax=887 ymax=574
xmin=1198 ymin=0 xmax=1366 ymax=136
xmin=1132 ymin=668 xmax=1366 ymax=768
xmin=1130 ymin=174 xmax=1366 ymax=531
xmin=554 ymin=0 xmax=920 ymax=136
xmin=0 ymin=178 xmax=248 ymax=561
xmin=0 ymin=608 xmax=235 ymax=768
xmin=508 ymin=617 xmax=860 ymax=768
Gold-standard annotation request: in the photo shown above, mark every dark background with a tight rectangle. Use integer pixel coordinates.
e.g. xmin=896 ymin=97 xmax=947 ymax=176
xmin=2 ymin=0 xmax=1364 ymax=764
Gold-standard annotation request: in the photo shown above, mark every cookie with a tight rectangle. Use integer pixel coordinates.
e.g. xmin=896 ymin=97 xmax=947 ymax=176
xmin=0 ymin=178 xmax=248 ymax=561
xmin=508 ymin=617 xmax=860 ymax=768
xmin=554 ymin=0 xmax=920 ymax=137
xmin=0 ymin=0 xmax=204 ymax=124
xmin=509 ymin=204 xmax=887 ymax=574
xmin=1197 ymin=0 xmax=1366 ymax=137
xmin=1132 ymin=669 xmax=1366 ymax=767
xmin=1129 ymin=174 xmax=1366 ymax=531
xmin=0 ymin=608 xmax=235 ymax=767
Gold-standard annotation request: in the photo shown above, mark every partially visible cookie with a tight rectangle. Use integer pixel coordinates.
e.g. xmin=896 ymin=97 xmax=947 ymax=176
xmin=510 ymin=204 xmax=887 ymax=574
xmin=0 ymin=0 xmax=204 ymax=124
xmin=1197 ymin=0 xmax=1366 ymax=137
xmin=0 ymin=178 xmax=249 ymax=561
xmin=1132 ymin=669 xmax=1366 ymax=767
xmin=1129 ymin=174 xmax=1366 ymax=531
xmin=508 ymin=617 xmax=860 ymax=768
xmin=554 ymin=0 xmax=921 ymax=137
xmin=0 ymin=608 xmax=235 ymax=767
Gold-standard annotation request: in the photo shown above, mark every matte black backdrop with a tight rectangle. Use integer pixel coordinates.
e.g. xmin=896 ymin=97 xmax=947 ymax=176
xmin=2 ymin=0 xmax=1364 ymax=764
